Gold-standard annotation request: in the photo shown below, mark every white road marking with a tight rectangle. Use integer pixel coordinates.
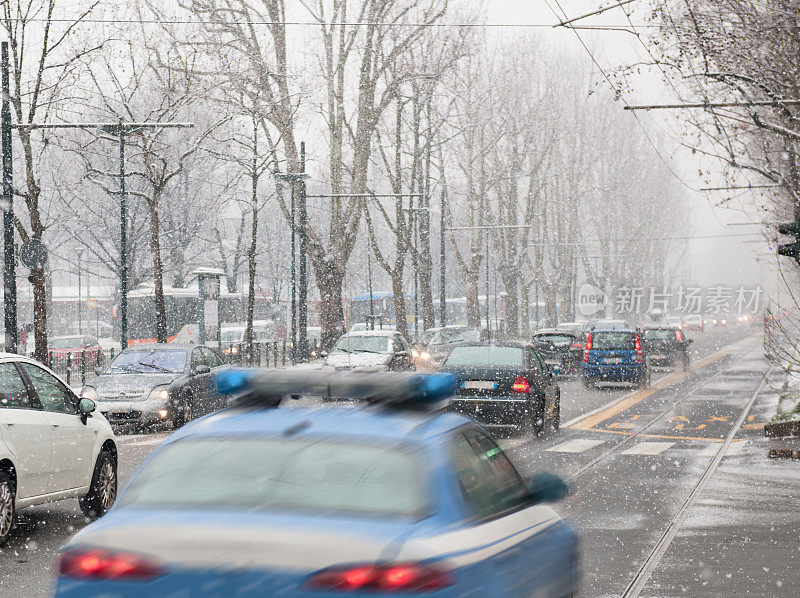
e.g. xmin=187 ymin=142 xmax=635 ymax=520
xmin=546 ymin=439 xmax=605 ymax=453
xmin=619 ymin=441 xmax=675 ymax=455
xmin=116 ymin=435 xmax=169 ymax=447
xmin=697 ymin=442 xmax=745 ymax=457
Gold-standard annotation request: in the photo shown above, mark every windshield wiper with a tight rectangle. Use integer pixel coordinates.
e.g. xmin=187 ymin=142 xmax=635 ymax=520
xmin=109 ymin=365 xmax=140 ymax=373
xmin=137 ymin=362 xmax=174 ymax=373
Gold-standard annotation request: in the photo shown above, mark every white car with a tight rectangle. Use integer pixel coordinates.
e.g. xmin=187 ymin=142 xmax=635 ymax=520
xmin=0 ymin=354 xmax=117 ymax=545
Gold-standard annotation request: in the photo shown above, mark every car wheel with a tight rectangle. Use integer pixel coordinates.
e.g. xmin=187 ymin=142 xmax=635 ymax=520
xmin=172 ymin=391 xmax=193 ymax=429
xmin=533 ymin=399 xmax=546 ymax=436
xmin=79 ymin=450 xmax=117 ymax=520
xmin=0 ymin=472 xmax=15 ymax=547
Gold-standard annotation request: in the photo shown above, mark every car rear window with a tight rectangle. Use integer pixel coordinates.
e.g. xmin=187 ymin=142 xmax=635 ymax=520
xmin=644 ymin=329 xmax=676 ymax=341
xmin=119 ymin=437 xmax=426 ymax=518
xmin=443 ymin=346 xmax=525 ymax=367
xmin=533 ymin=334 xmax=575 ymax=346
xmin=591 ymin=332 xmax=635 ymax=350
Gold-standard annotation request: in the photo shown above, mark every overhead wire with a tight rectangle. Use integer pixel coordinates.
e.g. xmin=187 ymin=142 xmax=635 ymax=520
xmin=543 ymin=0 xmax=701 ymax=193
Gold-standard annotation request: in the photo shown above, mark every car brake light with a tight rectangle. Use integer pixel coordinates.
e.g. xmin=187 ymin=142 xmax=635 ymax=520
xmin=675 ymin=329 xmax=683 ymax=342
xmin=305 ymin=563 xmax=453 ymax=592
xmin=511 ymin=376 xmax=530 ymax=393
xmin=583 ymin=333 xmax=592 ymax=363
xmin=570 ymin=343 xmax=584 ymax=350
xmin=60 ymin=548 xmax=164 ymax=581
xmin=634 ymin=334 xmax=643 ymax=363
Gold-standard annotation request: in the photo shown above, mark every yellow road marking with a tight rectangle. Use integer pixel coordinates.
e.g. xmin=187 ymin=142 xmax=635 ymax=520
xmin=568 ymin=335 xmax=760 ymax=432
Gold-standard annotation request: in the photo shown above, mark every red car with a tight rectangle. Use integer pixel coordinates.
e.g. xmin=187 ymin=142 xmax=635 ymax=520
xmin=50 ymin=335 xmax=104 ymax=369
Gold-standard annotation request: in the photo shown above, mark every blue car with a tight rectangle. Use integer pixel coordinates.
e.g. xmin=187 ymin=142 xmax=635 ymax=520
xmin=581 ymin=328 xmax=650 ymax=388
xmin=54 ymin=371 xmax=580 ymax=597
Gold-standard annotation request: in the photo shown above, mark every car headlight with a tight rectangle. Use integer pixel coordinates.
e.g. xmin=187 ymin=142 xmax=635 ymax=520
xmin=148 ymin=385 xmax=170 ymax=402
xmin=420 ymin=351 xmax=431 ymax=361
xmin=80 ymin=386 xmax=97 ymax=400
xmin=721 ymin=319 xmax=727 ymax=325
xmin=412 ymin=349 xmax=420 ymax=358
xmin=712 ymin=319 xmax=717 ymax=324
xmin=231 ymin=346 xmax=238 ymax=354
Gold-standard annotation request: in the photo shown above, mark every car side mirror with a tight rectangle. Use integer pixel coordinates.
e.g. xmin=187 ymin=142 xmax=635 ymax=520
xmin=78 ymin=398 xmax=96 ymax=425
xmin=528 ymin=472 xmax=569 ymax=503
xmin=193 ymin=364 xmax=211 ymax=375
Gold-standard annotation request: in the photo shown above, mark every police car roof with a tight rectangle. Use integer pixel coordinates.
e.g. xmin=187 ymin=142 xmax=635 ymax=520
xmin=168 ymin=404 xmax=470 ymax=445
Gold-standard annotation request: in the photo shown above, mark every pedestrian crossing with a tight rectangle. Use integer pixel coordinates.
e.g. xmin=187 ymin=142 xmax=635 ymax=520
xmin=544 ymin=437 xmax=749 ymax=458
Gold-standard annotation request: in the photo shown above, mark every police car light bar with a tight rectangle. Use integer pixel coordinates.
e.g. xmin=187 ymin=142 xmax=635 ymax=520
xmin=215 ymin=369 xmax=457 ymax=411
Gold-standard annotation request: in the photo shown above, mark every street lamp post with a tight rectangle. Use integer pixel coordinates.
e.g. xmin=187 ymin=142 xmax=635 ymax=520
xmin=274 ymin=167 xmax=310 ymax=364
xmin=77 ymin=252 xmax=83 ymax=335
xmin=403 ymin=206 xmax=429 ymax=340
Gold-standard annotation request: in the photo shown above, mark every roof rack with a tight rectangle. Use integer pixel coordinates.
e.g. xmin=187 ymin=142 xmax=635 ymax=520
xmin=216 ymin=369 xmax=457 ymax=411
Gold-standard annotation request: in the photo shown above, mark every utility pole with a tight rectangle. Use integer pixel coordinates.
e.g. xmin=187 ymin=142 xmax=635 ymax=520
xmin=4 ymin=118 xmax=192 ymax=352
xmin=274 ymin=166 xmax=309 ymax=365
xmin=485 ymin=228 xmax=490 ymax=338
xmin=117 ymin=125 xmax=127 ymax=348
xmin=298 ymin=142 xmax=308 ymax=363
xmin=291 ymin=184 xmax=296 ymax=364
xmin=439 ymin=189 xmax=446 ymax=326
xmin=1 ymin=42 xmax=17 ymax=354
xmin=77 ymin=252 xmax=83 ymax=335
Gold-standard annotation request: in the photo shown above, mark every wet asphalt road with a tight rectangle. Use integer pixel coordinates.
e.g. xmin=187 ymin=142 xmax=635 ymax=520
xmin=3 ymin=324 xmax=798 ymax=597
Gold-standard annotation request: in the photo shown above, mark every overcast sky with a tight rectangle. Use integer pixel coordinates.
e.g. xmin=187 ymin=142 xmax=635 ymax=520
xmin=480 ymin=0 xmax=774 ymax=293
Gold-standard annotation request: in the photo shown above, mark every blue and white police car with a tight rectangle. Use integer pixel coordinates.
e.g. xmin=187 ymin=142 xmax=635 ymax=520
xmin=54 ymin=370 xmax=580 ymax=597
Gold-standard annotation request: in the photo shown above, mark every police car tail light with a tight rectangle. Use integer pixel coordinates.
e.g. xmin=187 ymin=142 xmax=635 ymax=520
xmin=60 ymin=548 xmax=164 ymax=581
xmin=583 ymin=333 xmax=593 ymax=363
xmin=511 ymin=376 xmax=530 ymax=393
xmin=304 ymin=563 xmax=452 ymax=592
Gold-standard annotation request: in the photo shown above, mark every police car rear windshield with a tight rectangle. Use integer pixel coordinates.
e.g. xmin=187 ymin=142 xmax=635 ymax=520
xmin=118 ymin=437 xmax=426 ymax=518
xmin=591 ymin=332 xmax=636 ymax=350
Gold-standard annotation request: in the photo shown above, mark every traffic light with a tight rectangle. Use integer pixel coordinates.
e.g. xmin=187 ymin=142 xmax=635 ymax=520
xmin=778 ymin=219 xmax=800 ymax=263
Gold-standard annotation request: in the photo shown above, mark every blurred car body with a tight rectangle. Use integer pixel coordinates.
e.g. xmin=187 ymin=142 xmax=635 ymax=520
xmin=531 ymin=329 xmax=585 ymax=376
xmin=80 ymin=344 xmax=226 ymax=430
xmin=0 ymin=354 xmax=117 ymax=546
xmin=682 ymin=314 xmax=705 ymax=331
xmin=642 ymin=327 xmax=692 ymax=371
xmin=665 ymin=316 xmax=683 ymax=329
xmin=54 ymin=372 xmax=579 ymax=597
xmin=412 ymin=325 xmax=480 ymax=369
xmin=49 ymin=335 xmax=104 ymax=370
xmin=439 ymin=342 xmax=560 ymax=436
xmin=581 ymin=329 xmax=649 ymax=388
xmin=325 ymin=330 xmax=413 ymax=371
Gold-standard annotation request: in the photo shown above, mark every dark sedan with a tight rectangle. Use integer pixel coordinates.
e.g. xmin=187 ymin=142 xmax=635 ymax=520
xmin=438 ymin=342 xmax=560 ymax=437
xmin=79 ymin=344 xmax=227 ymax=430
xmin=532 ymin=329 xmax=585 ymax=376
xmin=642 ymin=327 xmax=692 ymax=371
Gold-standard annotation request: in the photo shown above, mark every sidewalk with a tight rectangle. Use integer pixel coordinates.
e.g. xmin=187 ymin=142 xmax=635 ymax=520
xmin=640 ymin=371 xmax=800 ymax=597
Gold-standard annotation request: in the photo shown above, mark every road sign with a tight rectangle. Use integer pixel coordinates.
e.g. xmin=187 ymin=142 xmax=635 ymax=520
xmin=19 ymin=239 xmax=47 ymax=269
